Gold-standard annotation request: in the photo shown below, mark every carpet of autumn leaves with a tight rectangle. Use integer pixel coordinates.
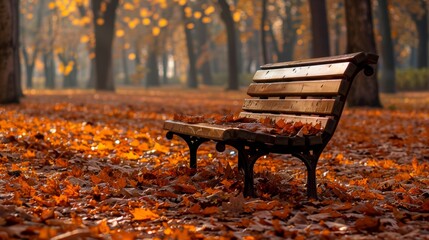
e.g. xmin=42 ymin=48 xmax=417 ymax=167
xmin=0 ymin=88 xmax=429 ymax=239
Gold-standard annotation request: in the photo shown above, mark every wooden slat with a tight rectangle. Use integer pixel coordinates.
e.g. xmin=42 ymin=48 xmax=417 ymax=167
xmin=242 ymin=99 xmax=340 ymax=115
xmin=247 ymin=80 xmax=347 ymax=97
xmin=261 ymin=52 xmax=367 ymax=69
xmin=238 ymin=112 xmax=331 ymax=128
xmin=253 ymin=62 xmax=357 ymax=82
xmin=163 ymin=121 xmax=235 ymax=141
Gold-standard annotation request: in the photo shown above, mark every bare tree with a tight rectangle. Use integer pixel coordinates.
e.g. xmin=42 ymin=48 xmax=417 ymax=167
xmin=345 ymin=0 xmax=382 ymax=107
xmin=0 ymin=0 xmax=20 ymax=103
xmin=377 ymin=0 xmax=396 ymax=93
xmin=92 ymin=0 xmax=119 ymax=91
xmin=218 ymin=0 xmax=239 ymax=90
xmin=308 ymin=0 xmax=330 ymax=57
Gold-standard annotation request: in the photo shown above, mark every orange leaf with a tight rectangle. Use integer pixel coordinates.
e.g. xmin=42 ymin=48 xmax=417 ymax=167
xmin=131 ymin=208 xmax=159 ymax=221
xmin=202 ymin=206 xmax=219 ymax=215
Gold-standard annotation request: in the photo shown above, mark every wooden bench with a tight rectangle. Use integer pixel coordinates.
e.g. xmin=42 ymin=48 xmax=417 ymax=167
xmin=163 ymin=52 xmax=378 ymax=199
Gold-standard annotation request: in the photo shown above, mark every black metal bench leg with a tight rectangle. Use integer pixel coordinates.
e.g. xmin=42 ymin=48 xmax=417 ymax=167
xmin=306 ymin=166 xmax=317 ymax=199
xmin=241 ymin=154 xmax=258 ymax=197
xmin=234 ymin=144 xmax=268 ymax=198
xmin=166 ymin=132 xmax=208 ymax=169
xmin=293 ymin=149 xmax=322 ymax=200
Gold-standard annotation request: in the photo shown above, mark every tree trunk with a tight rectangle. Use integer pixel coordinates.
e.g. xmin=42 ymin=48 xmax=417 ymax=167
xmin=145 ymin=49 xmax=160 ymax=87
xmin=345 ymin=0 xmax=381 ymax=107
xmin=133 ymin=40 xmax=142 ymax=85
xmin=121 ymin=45 xmax=130 ymax=85
xmin=0 ymin=0 xmax=20 ymax=103
xmin=22 ymin=49 xmax=35 ymax=89
xmin=308 ymin=0 xmax=330 ymax=57
xmin=377 ymin=0 xmax=396 ymax=93
xmin=162 ymin=46 xmax=169 ymax=84
xmin=333 ymin=2 xmax=343 ymax=55
xmin=261 ymin=0 xmax=268 ymax=64
xmin=91 ymin=0 xmax=119 ymax=91
xmin=43 ymin=51 xmax=55 ymax=89
xmin=14 ymin=0 xmax=22 ymax=97
xmin=182 ymin=5 xmax=198 ymax=88
xmin=410 ymin=0 xmax=428 ymax=68
xmin=43 ymin=15 xmax=55 ymax=89
xmin=196 ymin=17 xmax=213 ymax=85
xmin=280 ymin=0 xmax=301 ymax=62
xmin=218 ymin=0 xmax=239 ymax=90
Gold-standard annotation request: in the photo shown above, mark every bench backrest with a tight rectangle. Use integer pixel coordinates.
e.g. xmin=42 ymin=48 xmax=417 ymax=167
xmin=239 ymin=52 xmax=378 ymax=142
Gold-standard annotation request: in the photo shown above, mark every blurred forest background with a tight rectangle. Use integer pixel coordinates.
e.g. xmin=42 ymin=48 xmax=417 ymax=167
xmin=15 ymin=0 xmax=429 ymax=92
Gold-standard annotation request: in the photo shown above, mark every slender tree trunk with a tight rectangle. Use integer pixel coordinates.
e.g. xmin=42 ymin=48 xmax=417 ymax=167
xmin=411 ymin=0 xmax=428 ymax=68
xmin=43 ymin=15 xmax=55 ymax=89
xmin=0 ymin=0 xmax=20 ymax=103
xmin=22 ymin=49 xmax=35 ymax=89
xmin=182 ymin=5 xmax=198 ymax=88
xmin=91 ymin=0 xmax=119 ymax=91
xmin=43 ymin=51 xmax=55 ymax=89
xmin=121 ymin=44 xmax=130 ymax=85
xmin=261 ymin=0 xmax=268 ymax=64
xmin=14 ymin=0 xmax=22 ymax=97
xmin=69 ymin=56 xmax=78 ymax=88
xmin=333 ymin=2 xmax=343 ymax=55
xmin=134 ymin=40 xmax=142 ymax=85
xmin=345 ymin=0 xmax=382 ymax=107
xmin=196 ymin=18 xmax=213 ymax=85
xmin=86 ymin=59 xmax=96 ymax=88
xmin=280 ymin=0 xmax=301 ymax=62
xmin=218 ymin=0 xmax=239 ymax=90
xmin=145 ymin=49 xmax=160 ymax=87
xmin=308 ymin=0 xmax=330 ymax=57
xmin=377 ymin=0 xmax=396 ymax=93
xmin=162 ymin=52 xmax=168 ymax=84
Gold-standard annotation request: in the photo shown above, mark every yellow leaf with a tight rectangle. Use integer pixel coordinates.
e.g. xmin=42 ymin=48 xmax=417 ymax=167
xmin=116 ymin=29 xmax=125 ymax=37
xmin=193 ymin=11 xmax=202 ymax=19
xmin=128 ymin=19 xmax=139 ymax=29
xmin=80 ymin=35 xmax=90 ymax=43
xmin=186 ymin=23 xmax=194 ymax=30
xmin=158 ymin=18 xmax=168 ymax=27
xmin=178 ymin=0 xmax=187 ymax=6
xmin=48 ymin=2 xmax=56 ymax=10
xmin=202 ymin=17 xmax=211 ymax=24
xmin=154 ymin=142 xmax=169 ymax=153
xmin=204 ymin=6 xmax=215 ymax=15
xmin=142 ymin=18 xmax=151 ymax=26
xmin=185 ymin=7 xmax=192 ymax=18
xmin=131 ymin=208 xmax=159 ymax=221
xmin=140 ymin=8 xmax=150 ymax=18
xmin=152 ymin=27 xmax=160 ymax=36
xmin=128 ymin=53 xmax=136 ymax=60
xmin=123 ymin=3 xmax=135 ymax=10
xmin=97 ymin=18 xmax=104 ymax=26
xmin=233 ymin=11 xmax=241 ymax=22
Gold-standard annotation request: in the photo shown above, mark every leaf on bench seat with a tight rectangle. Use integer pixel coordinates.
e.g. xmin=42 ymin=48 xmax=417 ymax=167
xmin=170 ymin=113 xmax=323 ymax=138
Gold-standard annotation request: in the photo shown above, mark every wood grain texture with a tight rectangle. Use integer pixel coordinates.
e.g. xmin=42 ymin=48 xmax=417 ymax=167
xmin=253 ymin=62 xmax=357 ymax=82
xmin=247 ymin=79 xmax=347 ymax=97
xmin=163 ymin=121 xmax=235 ymax=141
xmin=242 ymin=99 xmax=339 ymax=115
xmin=261 ymin=52 xmax=368 ymax=69
xmin=238 ymin=112 xmax=331 ymax=127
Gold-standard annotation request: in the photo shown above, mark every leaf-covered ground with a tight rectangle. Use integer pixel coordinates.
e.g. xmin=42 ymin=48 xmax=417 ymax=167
xmin=0 ymin=89 xmax=428 ymax=239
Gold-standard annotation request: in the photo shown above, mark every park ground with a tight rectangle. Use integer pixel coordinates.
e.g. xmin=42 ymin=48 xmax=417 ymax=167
xmin=0 ymin=88 xmax=428 ymax=239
